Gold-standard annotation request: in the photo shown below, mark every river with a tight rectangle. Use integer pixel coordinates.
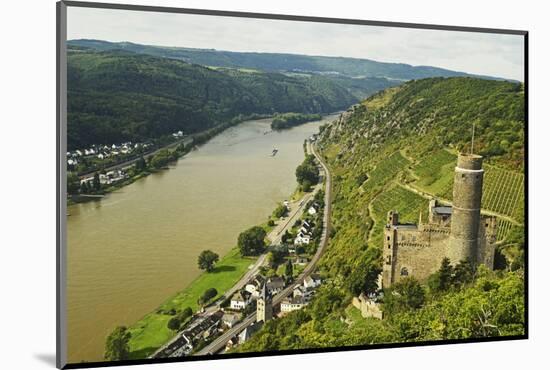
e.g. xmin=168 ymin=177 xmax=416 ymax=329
xmin=66 ymin=114 xmax=338 ymax=362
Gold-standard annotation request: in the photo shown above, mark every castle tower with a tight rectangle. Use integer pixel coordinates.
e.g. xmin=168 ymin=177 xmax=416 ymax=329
xmin=256 ymin=283 xmax=272 ymax=323
xmin=449 ymin=153 xmax=484 ymax=265
xmin=382 ymin=211 xmax=399 ymax=288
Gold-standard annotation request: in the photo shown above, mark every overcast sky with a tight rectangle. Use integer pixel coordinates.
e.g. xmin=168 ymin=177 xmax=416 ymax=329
xmin=67 ymin=7 xmax=524 ymax=81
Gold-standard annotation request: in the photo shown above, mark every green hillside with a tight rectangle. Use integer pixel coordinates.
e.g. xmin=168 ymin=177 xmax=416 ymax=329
xmin=68 ymin=39 xmax=509 ymax=81
xmin=67 ymin=48 xmax=357 ymax=149
xmin=237 ymin=77 xmax=525 ymax=352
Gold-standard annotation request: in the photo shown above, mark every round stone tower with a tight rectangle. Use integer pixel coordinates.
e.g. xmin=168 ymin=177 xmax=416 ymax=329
xmin=449 ymin=153 xmax=484 ymax=265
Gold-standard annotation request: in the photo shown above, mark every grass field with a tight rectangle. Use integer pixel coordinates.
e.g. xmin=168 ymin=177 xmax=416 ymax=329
xmin=369 ymin=185 xmax=429 ymax=248
xmin=127 ymin=248 xmax=256 ymax=358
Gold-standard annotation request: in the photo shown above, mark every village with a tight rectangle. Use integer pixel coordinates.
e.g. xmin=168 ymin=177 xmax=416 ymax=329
xmin=152 ymin=268 xmax=323 ymax=358
xmin=66 ymin=131 xmax=186 ymax=174
xmin=151 ymin=188 xmax=327 ymax=358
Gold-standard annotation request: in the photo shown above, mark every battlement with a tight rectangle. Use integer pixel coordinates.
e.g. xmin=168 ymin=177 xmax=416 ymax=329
xmin=456 ymin=153 xmax=483 ymax=171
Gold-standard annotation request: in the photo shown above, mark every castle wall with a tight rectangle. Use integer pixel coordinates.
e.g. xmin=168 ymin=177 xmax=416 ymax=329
xmin=384 ymin=227 xmax=450 ymax=286
xmin=478 ymin=216 xmax=497 ymax=268
xmin=352 ymin=295 xmax=384 ymax=320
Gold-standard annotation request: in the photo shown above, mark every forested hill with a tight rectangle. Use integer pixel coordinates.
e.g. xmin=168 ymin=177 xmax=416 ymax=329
xmin=68 ymin=39 xmax=509 ymax=82
xmin=67 ymin=48 xmax=357 ymax=149
xmin=327 ymin=77 xmax=525 ymax=169
xmin=236 ymin=77 xmax=525 ymax=353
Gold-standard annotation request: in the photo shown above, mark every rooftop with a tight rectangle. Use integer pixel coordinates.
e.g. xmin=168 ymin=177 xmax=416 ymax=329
xmin=432 ymin=206 xmax=452 ymax=215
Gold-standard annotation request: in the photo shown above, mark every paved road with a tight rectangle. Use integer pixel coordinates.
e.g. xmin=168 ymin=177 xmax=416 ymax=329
xmin=194 ymin=141 xmax=332 ymax=356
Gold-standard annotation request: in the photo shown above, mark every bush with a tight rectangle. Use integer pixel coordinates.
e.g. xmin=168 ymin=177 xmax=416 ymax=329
xmin=198 ymin=288 xmax=218 ymax=306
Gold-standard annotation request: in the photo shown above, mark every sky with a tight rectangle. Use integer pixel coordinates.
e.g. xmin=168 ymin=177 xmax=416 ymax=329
xmin=67 ymin=7 xmax=525 ymax=81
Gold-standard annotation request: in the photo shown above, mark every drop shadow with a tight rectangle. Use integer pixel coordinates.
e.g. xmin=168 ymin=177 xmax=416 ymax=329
xmin=34 ymin=353 xmax=56 ymax=367
xmin=212 ymin=265 xmax=236 ymax=273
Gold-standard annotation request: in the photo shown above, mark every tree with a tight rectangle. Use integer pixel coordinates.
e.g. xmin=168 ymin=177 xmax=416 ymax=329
xmin=295 ymin=155 xmax=319 ymax=187
xmin=104 ymin=326 xmax=131 ymax=361
xmin=80 ymin=181 xmax=89 ymax=194
xmin=266 ymin=252 xmax=275 ymax=268
xmin=238 ymin=226 xmax=266 ymax=256
xmin=198 ymin=288 xmax=218 ymax=306
xmin=452 ymin=259 xmax=476 ymax=288
xmin=429 ymin=257 xmax=453 ymax=292
xmin=167 ymin=317 xmax=181 ymax=332
xmin=67 ymin=172 xmax=81 ymax=194
xmin=180 ymin=307 xmax=193 ymax=320
xmin=285 ymin=259 xmax=294 ymax=278
xmin=197 ymin=250 xmax=219 ymax=272
xmin=273 ymin=204 xmax=288 ymax=218
xmin=135 ymin=156 xmax=147 ymax=171
xmin=93 ymin=172 xmax=101 ymax=191
xmin=347 ymin=249 xmax=381 ymax=296
xmin=301 ymin=180 xmax=312 ymax=192
xmin=281 ymin=230 xmax=292 ymax=244
xmin=383 ymin=277 xmax=425 ymax=315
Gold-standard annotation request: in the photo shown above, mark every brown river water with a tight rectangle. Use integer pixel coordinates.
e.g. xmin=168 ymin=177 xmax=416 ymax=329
xmin=66 ymin=115 xmax=338 ymax=362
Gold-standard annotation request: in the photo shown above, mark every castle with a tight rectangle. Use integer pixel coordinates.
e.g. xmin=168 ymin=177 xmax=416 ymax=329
xmin=382 ymin=153 xmax=497 ymax=288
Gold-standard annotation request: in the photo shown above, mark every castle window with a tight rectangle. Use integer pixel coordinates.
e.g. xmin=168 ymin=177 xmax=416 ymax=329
xmin=400 ymin=267 xmax=409 ymax=276
xmin=388 ymin=244 xmax=391 ymax=249
xmin=462 ymin=174 xmax=466 ymax=178
xmin=486 ymin=223 xmax=489 ymax=227
xmin=401 ymin=235 xmax=405 ymax=241
xmin=387 ymin=236 xmax=390 ymax=241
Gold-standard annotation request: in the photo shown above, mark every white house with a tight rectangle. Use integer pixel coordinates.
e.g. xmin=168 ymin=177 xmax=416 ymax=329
xmin=303 ymin=274 xmax=322 ymax=289
xmin=280 ymin=296 xmax=307 ymax=313
xmin=230 ymin=291 xmax=249 ymax=310
xmin=307 ymin=206 xmax=318 ymax=215
xmin=266 ymin=276 xmax=285 ymax=295
xmin=238 ymin=321 xmax=262 ymax=343
xmin=294 ymin=232 xmax=311 ymax=245
xmin=299 ymin=226 xmax=312 ymax=235
xmin=222 ymin=313 xmax=240 ymax=328
xmin=244 ymin=275 xmax=265 ymax=298
xmin=293 ymin=256 xmax=308 ymax=266
xmin=293 ymin=285 xmax=314 ymax=301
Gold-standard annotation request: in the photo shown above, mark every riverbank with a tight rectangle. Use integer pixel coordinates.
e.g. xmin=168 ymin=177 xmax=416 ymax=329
xmin=124 ymin=181 xmax=304 ymax=359
xmin=127 ymin=247 xmax=256 ymax=359
xmin=125 ymin=142 xmax=325 ymax=359
xmin=68 ymin=113 xmax=273 ymax=205
xmin=67 ymin=114 xmax=338 ymax=363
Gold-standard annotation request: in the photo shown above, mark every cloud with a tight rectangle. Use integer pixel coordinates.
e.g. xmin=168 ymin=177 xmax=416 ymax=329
xmin=67 ymin=7 xmax=524 ymax=81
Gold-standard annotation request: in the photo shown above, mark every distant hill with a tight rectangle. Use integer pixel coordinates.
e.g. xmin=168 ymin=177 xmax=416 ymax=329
xmin=67 ymin=48 xmax=358 ymax=149
xmin=68 ymin=39 xmax=510 ymax=82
